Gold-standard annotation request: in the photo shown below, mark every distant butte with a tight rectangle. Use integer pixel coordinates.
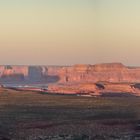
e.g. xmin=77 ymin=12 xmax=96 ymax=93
xmin=0 ymin=63 xmax=140 ymax=83
xmin=58 ymin=63 xmax=140 ymax=83
xmin=0 ymin=63 xmax=140 ymax=96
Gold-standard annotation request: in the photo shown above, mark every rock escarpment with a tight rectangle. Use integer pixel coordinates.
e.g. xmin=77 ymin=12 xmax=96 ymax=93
xmin=47 ymin=82 xmax=140 ymax=96
xmin=1 ymin=63 xmax=140 ymax=95
xmin=0 ymin=66 xmax=47 ymax=83
xmin=1 ymin=63 xmax=140 ymax=84
xmin=58 ymin=63 xmax=140 ymax=83
xmin=0 ymin=65 xmax=61 ymax=84
xmin=47 ymin=63 xmax=140 ymax=96
xmin=0 ymin=66 xmax=28 ymax=83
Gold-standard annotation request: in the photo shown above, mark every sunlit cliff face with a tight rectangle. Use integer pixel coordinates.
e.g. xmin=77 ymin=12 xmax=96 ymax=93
xmin=0 ymin=63 xmax=140 ymax=84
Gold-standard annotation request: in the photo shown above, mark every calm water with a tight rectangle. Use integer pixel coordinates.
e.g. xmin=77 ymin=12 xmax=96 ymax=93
xmin=3 ymin=83 xmax=48 ymax=88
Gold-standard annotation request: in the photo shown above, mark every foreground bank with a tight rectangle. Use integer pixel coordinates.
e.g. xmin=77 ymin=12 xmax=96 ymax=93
xmin=0 ymin=88 xmax=139 ymax=140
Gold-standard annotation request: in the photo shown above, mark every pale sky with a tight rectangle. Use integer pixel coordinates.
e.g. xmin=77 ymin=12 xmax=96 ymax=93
xmin=0 ymin=0 xmax=140 ymax=66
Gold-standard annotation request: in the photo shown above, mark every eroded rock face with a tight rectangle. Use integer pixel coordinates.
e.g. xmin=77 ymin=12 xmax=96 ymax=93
xmin=48 ymin=83 xmax=99 ymax=94
xmin=58 ymin=63 xmax=140 ymax=83
xmin=0 ymin=66 xmax=28 ymax=83
xmin=45 ymin=63 xmax=140 ymax=95
xmin=1 ymin=63 xmax=140 ymax=85
xmin=0 ymin=65 xmax=61 ymax=84
xmin=0 ymin=66 xmax=47 ymax=83
xmin=1 ymin=63 xmax=140 ymax=95
xmin=47 ymin=82 xmax=140 ymax=96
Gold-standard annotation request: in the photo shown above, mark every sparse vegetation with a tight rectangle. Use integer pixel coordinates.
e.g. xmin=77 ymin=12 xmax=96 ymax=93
xmin=0 ymin=88 xmax=139 ymax=139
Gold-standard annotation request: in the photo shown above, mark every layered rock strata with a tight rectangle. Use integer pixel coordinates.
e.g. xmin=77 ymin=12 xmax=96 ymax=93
xmin=58 ymin=63 xmax=140 ymax=83
xmin=0 ymin=63 xmax=140 ymax=85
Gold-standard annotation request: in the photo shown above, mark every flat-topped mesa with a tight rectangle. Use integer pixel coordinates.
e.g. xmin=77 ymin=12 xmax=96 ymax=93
xmin=72 ymin=64 xmax=91 ymax=73
xmin=92 ymin=63 xmax=127 ymax=72
xmin=60 ymin=63 xmax=127 ymax=74
xmin=1 ymin=63 xmax=140 ymax=84
xmin=58 ymin=63 xmax=129 ymax=83
xmin=0 ymin=66 xmax=28 ymax=77
xmin=0 ymin=66 xmax=48 ymax=83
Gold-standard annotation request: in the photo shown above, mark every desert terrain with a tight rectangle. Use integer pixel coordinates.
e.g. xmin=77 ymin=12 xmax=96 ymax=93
xmin=1 ymin=63 xmax=140 ymax=96
xmin=0 ymin=87 xmax=139 ymax=140
xmin=0 ymin=63 xmax=140 ymax=139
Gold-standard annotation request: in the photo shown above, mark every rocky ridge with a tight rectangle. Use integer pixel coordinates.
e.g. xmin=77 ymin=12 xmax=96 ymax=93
xmin=58 ymin=63 xmax=140 ymax=83
xmin=0 ymin=63 xmax=140 ymax=95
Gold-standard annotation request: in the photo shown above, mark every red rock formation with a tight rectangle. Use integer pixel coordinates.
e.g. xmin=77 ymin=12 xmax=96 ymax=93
xmin=1 ymin=63 xmax=140 ymax=85
xmin=101 ymin=83 xmax=135 ymax=94
xmin=47 ymin=82 xmax=140 ymax=96
xmin=0 ymin=66 xmax=28 ymax=77
xmin=0 ymin=63 xmax=140 ymax=96
xmin=0 ymin=66 xmax=47 ymax=83
xmin=48 ymin=83 xmax=99 ymax=95
xmin=58 ymin=63 xmax=140 ymax=83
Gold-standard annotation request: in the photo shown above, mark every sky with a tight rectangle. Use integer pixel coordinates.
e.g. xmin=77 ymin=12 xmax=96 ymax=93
xmin=0 ymin=0 xmax=140 ymax=66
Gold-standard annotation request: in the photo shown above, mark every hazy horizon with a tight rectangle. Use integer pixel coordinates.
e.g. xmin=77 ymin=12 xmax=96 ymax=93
xmin=0 ymin=0 xmax=140 ymax=66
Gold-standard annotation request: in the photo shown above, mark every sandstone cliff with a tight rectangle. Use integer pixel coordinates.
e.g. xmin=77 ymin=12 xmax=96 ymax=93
xmin=46 ymin=63 xmax=140 ymax=96
xmin=58 ymin=63 xmax=140 ymax=83
xmin=1 ymin=63 xmax=140 ymax=95
xmin=1 ymin=63 xmax=140 ymax=84
xmin=0 ymin=66 xmax=47 ymax=83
